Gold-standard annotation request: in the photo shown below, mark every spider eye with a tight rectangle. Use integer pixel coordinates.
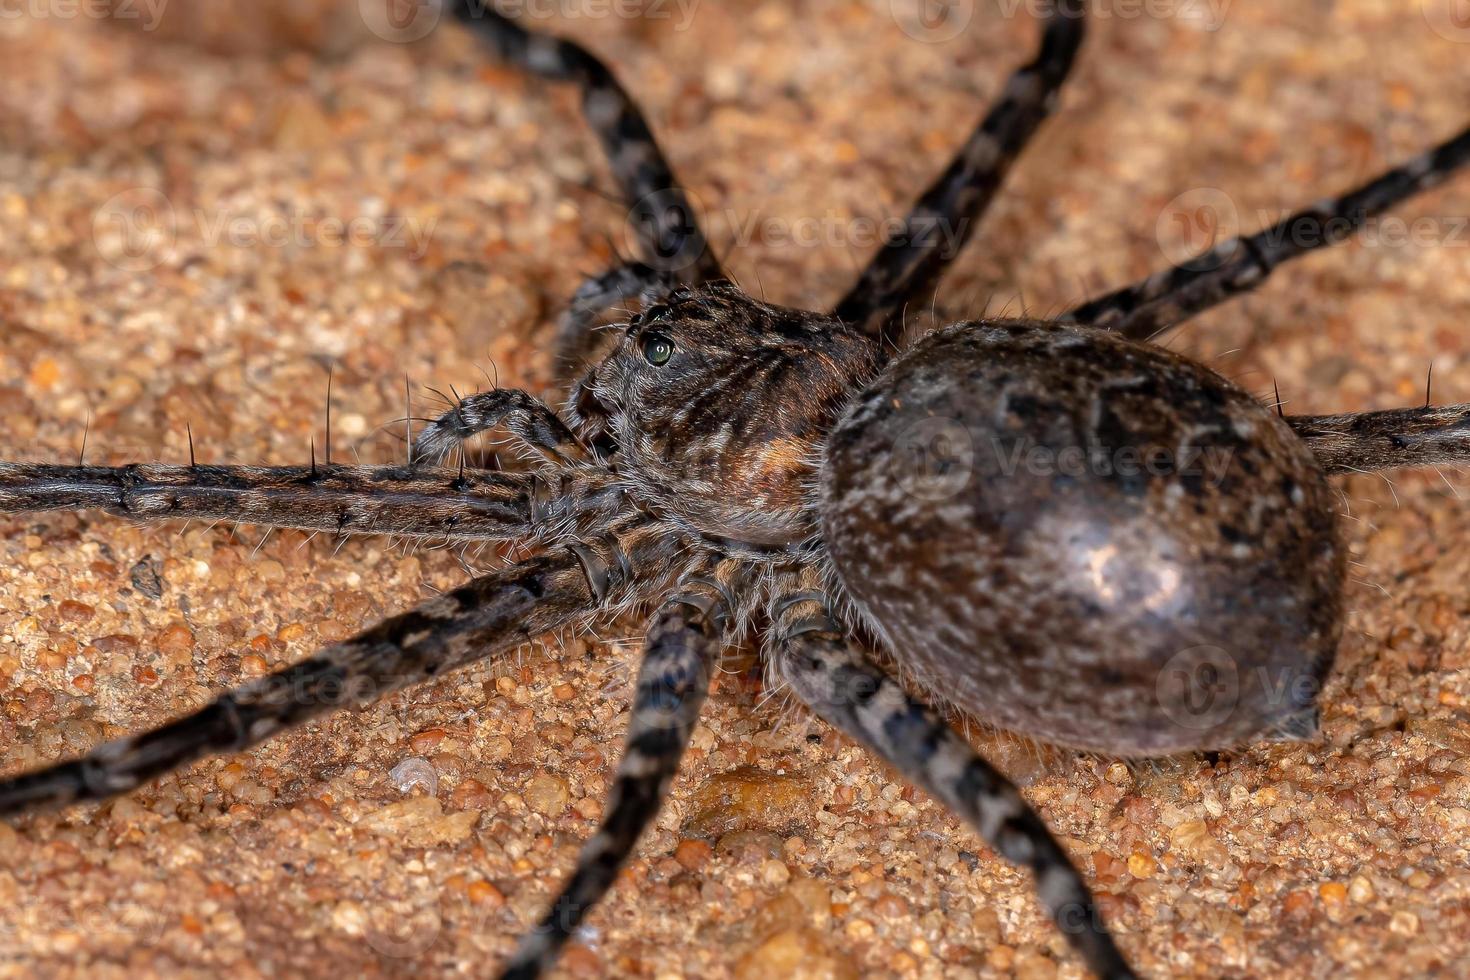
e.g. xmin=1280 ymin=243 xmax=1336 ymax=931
xmin=641 ymin=334 xmax=674 ymax=366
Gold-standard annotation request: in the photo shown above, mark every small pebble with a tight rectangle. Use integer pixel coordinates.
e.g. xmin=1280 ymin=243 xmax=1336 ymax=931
xmin=1127 ymin=852 xmax=1157 ymax=879
xmin=467 ymin=880 xmax=505 ymax=908
xmin=674 ymin=839 xmax=713 ymax=871
xmin=410 ymin=728 xmax=446 ymax=753
xmin=390 ymin=757 xmax=439 ymax=797
xmin=524 ymin=773 xmax=570 ymax=817
xmin=57 ymin=600 xmax=94 ymax=623
xmin=872 ymin=892 xmax=907 ymax=918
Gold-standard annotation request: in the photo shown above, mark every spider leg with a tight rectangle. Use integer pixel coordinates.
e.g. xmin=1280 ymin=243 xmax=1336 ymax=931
xmin=0 ymin=462 xmax=551 ymax=541
xmin=414 ymin=388 xmax=592 ymax=467
xmin=0 ymin=517 xmax=679 ymax=815
xmin=1066 ymin=124 xmax=1470 ymax=343
xmin=1 ymin=462 xmax=630 ymax=566
xmin=553 ymin=260 xmax=674 ymax=379
xmin=499 ymin=574 xmax=732 ymax=979
xmin=0 ymin=550 xmax=590 ymax=814
xmin=770 ymin=587 xmax=1135 ymax=980
xmin=451 ymin=1 xmax=723 ymax=283
xmin=1289 ymin=402 xmax=1470 ymax=474
xmin=832 ymin=0 xmax=1085 ymax=347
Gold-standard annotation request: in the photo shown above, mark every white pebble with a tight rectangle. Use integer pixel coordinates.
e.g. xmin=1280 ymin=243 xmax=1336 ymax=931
xmin=390 ymin=756 xmax=438 ymax=796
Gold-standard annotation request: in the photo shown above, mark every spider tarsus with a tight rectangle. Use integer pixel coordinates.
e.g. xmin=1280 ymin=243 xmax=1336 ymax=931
xmin=416 ymin=388 xmax=591 ymax=469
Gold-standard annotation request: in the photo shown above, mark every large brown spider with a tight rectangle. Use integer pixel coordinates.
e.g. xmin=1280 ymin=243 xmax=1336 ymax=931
xmin=4 ymin=2 xmax=1470 ymax=976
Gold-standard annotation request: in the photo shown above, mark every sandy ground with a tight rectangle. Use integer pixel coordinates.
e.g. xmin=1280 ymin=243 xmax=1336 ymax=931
xmin=1 ymin=0 xmax=1469 ymax=976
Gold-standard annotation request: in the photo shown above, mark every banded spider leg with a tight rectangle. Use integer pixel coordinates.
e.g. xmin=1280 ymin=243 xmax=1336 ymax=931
xmin=1064 ymin=126 xmax=1470 ymax=342
xmin=451 ymin=0 xmax=723 ymax=375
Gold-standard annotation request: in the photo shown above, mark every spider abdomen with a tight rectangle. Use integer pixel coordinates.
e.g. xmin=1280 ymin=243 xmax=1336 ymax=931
xmin=819 ymin=319 xmax=1345 ymax=756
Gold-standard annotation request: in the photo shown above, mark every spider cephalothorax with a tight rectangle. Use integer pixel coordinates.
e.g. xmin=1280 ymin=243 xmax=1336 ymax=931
xmin=568 ymin=282 xmax=878 ymax=544
xmin=4 ymin=2 xmax=1470 ymax=979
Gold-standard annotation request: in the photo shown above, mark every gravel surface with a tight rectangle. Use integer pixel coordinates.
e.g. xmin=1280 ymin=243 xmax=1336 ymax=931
xmin=1 ymin=1 xmax=1469 ymax=977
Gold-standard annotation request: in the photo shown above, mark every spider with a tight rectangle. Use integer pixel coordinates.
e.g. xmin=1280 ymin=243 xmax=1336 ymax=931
xmin=3 ymin=1 xmax=1470 ymax=976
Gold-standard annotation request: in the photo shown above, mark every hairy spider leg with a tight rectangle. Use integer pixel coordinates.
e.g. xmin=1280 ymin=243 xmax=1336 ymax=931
xmin=833 ymin=0 xmax=1086 ymax=348
xmin=452 ymin=1 xmax=724 ymax=376
xmin=1066 ymin=124 xmax=1470 ymax=343
xmin=412 ymin=388 xmax=593 ymax=467
xmin=1289 ymin=402 xmax=1470 ymax=474
xmin=771 ymin=579 xmax=1136 ymax=980
xmin=501 ymin=572 xmax=734 ymax=979
xmin=0 ymin=544 xmax=616 ymax=814
xmin=0 ymin=516 xmax=702 ymax=814
xmin=0 ymin=462 xmax=546 ymax=541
